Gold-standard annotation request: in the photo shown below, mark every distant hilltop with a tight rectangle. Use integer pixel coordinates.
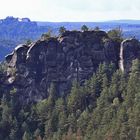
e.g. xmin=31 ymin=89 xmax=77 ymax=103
xmin=0 ymin=16 xmax=31 ymax=23
xmin=0 ymin=16 xmax=50 ymax=60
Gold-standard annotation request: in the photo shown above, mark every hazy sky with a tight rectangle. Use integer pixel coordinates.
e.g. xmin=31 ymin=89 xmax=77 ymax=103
xmin=0 ymin=0 xmax=140 ymax=21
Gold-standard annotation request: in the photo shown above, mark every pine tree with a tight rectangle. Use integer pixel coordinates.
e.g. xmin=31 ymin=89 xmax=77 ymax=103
xmin=81 ymin=25 xmax=89 ymax=31
xmin=68 ymin=81 xmax=84 ymax=112
xmin=136 ymin=127 xmax=140 ymax=140
xmin=22 ymin=131 xmax=31 ymax=140
xmin=125 ymin=59 xmax=140 ymax=108
xmin=59 ymin=26 xmax=66 ymax=35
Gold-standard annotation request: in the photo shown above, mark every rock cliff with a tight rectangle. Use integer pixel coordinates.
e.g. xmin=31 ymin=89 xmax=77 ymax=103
xmin=120 ymin=38 xmax=140 ymax=72
xmin=3 ymin=30 xmax=140 ymax=104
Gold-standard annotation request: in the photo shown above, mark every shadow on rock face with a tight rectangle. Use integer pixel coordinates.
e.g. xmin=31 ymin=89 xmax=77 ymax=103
xmin=4 ymin=31 xmax=140 ymax=104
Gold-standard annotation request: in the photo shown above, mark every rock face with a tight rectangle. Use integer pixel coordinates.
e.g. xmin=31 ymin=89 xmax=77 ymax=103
xmin=120 ymin=38 xmax=140 ymax=73
xmin=5 ymin=30 xmax=139 ymax=104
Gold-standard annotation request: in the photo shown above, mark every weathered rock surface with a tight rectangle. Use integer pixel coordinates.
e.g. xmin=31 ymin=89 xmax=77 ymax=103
xmin=120 ymin=38 xmax=140 ymax=72
xmin=4 ymin=30 xmax=140 ymax=104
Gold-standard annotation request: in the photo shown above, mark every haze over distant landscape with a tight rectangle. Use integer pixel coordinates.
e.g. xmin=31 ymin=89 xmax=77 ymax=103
xmin=0 ymin=0 xmax=140 ymax=21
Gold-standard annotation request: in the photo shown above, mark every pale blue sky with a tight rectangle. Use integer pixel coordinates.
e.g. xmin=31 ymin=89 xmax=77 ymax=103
xmin=0 ymin=0 xmax=140 ymax=21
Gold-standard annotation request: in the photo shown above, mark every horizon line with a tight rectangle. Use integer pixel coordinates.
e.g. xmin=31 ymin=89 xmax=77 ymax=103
xmin=1 ymin=16 xmax=140 ymax=23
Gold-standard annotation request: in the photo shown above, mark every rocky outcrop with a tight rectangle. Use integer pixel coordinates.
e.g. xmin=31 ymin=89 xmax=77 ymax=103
xmin=120 ymin=38 xmax=140 ymax=73
xmin=5 ymin=30 xmax=140 ymax=104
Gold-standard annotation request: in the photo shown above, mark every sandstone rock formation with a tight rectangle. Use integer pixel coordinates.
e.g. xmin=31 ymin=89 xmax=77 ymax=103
xmin=120 ymin=38 xmax=140 ymax=73
xmin=4 ymin=30 xmax=140 ymax=104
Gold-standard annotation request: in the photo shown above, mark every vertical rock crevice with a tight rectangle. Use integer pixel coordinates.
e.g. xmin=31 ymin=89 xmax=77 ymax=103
xmin=119 ymin=41 xmax=124 ymax=72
